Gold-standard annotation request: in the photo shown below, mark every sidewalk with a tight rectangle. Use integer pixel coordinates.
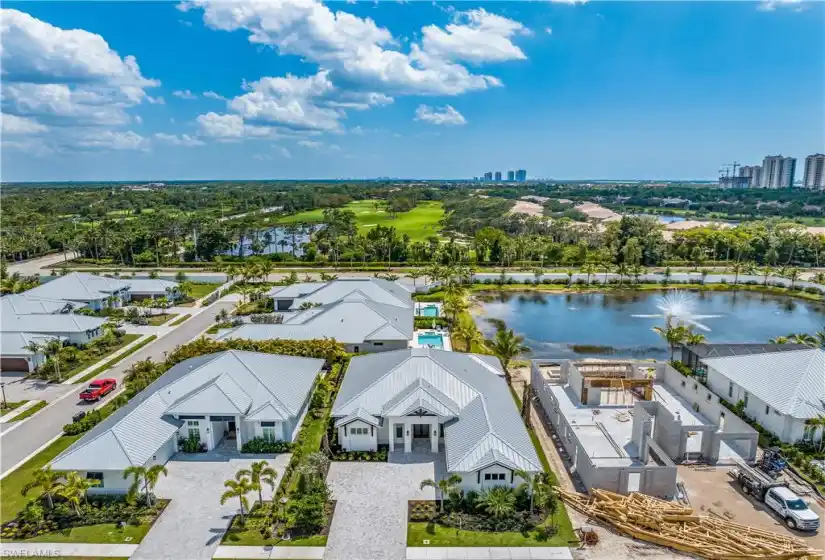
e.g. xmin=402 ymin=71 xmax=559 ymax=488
xmin=406 ymin=548 xmax=573 ymax=560
xmin=62 ymin=334 xmax=150 ymax=384
xmin=0 ymin=542 xmax=138 ymax=557
xmin=214 ymin=546 xmax=325 ymax=559
xmin=0 ymin=400 xmax=40 ymax=422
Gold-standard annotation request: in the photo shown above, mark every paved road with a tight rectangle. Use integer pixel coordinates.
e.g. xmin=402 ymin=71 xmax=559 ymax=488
xmin=6 ymin=251 xmax=78 ymax=275
xmin=0 ymin=300 xmax=235 ymax=476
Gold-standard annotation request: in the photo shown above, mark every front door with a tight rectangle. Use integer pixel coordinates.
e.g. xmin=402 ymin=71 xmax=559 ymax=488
xmin=413 ymin=424 xmax=429 ymax=438
xmin=228 ymin=420 xmax=236 ymax=438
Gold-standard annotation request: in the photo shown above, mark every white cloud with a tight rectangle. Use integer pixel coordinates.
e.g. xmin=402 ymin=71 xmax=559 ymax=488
xmin=134 ymin=115 xmax=143 ymax=125
xmin=69 ymin=130 xmax=150 ymax=152
xmin=203 ymin=91 xmax=227 ymax=101
xmin=196 ymin=111 xmax=275 ymax=139
xmin=414 ymin=104 xmax=466 ymax=126
xmin=253 ymin=146 xmax=292 ymax=160
xmin=172 ymin=89 xmax=198 ymax=100
xmin=545 ymin=27 xmax=553 ymax=35
xmin=3 ymin=82 xmax=133 ymax=126
xmin=278 ymin=146 xmax=292 ymax=158
xmin=298 ymin=140 xmax=323 ymax=149
xmin=1 ymin=113 xmax=48 ymax=135
xmin=758 ymin=0 xmax=803 ymax=10
xmin=154 ymin=132 xmax=205 ymax=146
xmin=147 ymin=96 xmax=166 ymax=105
xmin=421 ymin=8 xmax=529 ymax=64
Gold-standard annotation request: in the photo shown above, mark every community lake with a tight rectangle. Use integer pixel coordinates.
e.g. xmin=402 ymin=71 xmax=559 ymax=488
xmin=472 ymin=290 xmax=825 ymax=359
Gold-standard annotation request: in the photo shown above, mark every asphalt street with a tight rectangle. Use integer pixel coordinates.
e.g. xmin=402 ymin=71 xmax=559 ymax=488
xmin=0 ymin=300 xmax=235 ymax=476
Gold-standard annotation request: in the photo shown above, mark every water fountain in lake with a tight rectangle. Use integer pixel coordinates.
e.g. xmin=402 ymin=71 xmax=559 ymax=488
xmin=631 ymin=289 xmax=722 ymax=331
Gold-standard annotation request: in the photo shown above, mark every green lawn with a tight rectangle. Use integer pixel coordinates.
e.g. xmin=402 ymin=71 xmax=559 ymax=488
xmin=61 ymin=334 xmax=141 ymax=381
xmin=222 ymin=502 xmax=330 ymax=546
xmin=169 ymin=314 xmax=191 ymax=326
xmin=278 ymin=200 xmax=445 ymax=242
xmin=178 ymin=282 xmax=222 ymax=306
xmin=408 ymin=510 xmax=577 ymax=547
xmin=145 ymin=313 xmax=177 ymax=326
xmin=7 ymin=400 xmax=47 ymax=422
xmin=0 ymin=435 xmax=81 ymax=523
xmin=9 ymin=522 xmax=151 ymax=544
xmin=1 ymin=400 xmax=28 ymax=414
xmin=77 ymin=335 xmax=158 ymax=384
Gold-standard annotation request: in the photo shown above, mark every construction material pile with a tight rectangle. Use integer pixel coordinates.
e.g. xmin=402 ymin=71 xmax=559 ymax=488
xmin=557 ymin=488 xmax=821 ymax=560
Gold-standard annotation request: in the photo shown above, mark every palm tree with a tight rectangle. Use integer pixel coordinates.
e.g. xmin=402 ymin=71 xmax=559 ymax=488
xmin=21 ymin=466 xmax=62 ymax=509
xmin=762 ymin=265 xmax=774 ymax=286
xmin=488 ymin=328 xmax=530 ymax=383
xmin=420 ymin=474 xmax=462 ymax=513
xmin=442 ymin=294 xmax=468 ymax=326
xmin=123 ymin=464 xmax=168 ymax=506
xmin=727 ymin=261 xmax=746 ymax=286
xmin=815 ymin=329 xmax=825 ymax=349
xmin=236 ymin=461 xmax=277 ymax=509
xmin=580 ymin=263 xmax=597 ymax=285
xmin=769 ymin=336 xmax=790 ymax=344
xmin=652 ymin=324 xmax=688 ymax=361
xmin=686 ymin=330 xmax=706 ymax=345
xmin=805 ymin=415 xmax=825 ymax=453
xmin=220 ymin=475 xmax=254 ymax=526
xmin=475 ymin=487 xmax=516 ymax=519
xmin=514 ymin=470 xmax=546 ymax=514
xmin=788 ymin=333 xmax=818 ymax=347
xmin=453 ymin=323 xmax=485 ymax=353
xmin=59 ymin=471 xmax=99 ymax=516
xmin=408 ymin=271 xmax=423 ymax=288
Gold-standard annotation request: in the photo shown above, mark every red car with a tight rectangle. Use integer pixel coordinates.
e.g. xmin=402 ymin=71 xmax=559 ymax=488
xmin=79 ymin=378 xmax=117 ymax=402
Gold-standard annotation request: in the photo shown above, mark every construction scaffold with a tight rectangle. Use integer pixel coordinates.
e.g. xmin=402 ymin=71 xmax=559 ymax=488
xmin=556 ymin=487 xmax=822 ymax=560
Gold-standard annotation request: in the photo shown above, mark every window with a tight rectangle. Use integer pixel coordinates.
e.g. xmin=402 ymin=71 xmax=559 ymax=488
xmin=396 ymin=425 xmax=403 ymax=439
xmin=187 ymin=420 xmax=200 ymax=440
xmin=484 ymin=473 xmax=505 ymax=481
xmin=728 ymin=382 xmax=734 ymax=398
xmin=744 ymin=392 xmax=749 ymax=407
xmin=439 ymin=424 xmax=444 ymax=438
xmin=262 ymin=424 xmax=277 ymax=442
xmin=373 ymin=342 xmax=384 ymax=347
xmin=350 ymin=427 xmax=370 ymax=435
xmin=765 ymin=405 xmax=770 ymax=415
xmin=87 ymin=472 xmax=104 ymax=488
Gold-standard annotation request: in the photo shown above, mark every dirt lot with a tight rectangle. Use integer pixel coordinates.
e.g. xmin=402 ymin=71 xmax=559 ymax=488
xmin=508 ymin=200 xmax=545 ymax=216
xmin=678 ymin=465 xmax=825 ymax=547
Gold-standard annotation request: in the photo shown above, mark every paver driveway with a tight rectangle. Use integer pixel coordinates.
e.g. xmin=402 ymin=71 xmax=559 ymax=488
xmin=324 ymin=451 xmax=446 ymax=560
xmin=131 ymin=452 xmax=290 ymax=560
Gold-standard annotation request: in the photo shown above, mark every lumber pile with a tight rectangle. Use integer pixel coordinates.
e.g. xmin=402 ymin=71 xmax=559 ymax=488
xmin=557 ymin=488 xmax=822 ymax=560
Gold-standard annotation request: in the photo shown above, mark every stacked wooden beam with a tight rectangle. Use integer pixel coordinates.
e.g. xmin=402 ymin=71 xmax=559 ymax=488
xmin=557 ymin=488 xmax=822 ymax=560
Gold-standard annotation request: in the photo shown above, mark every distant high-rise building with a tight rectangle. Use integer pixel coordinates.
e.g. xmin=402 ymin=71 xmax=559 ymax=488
xmin=494 ymin=171 xmax=502 ymax=181
xmin=483 ymin=171 xmax=493 ymax=181
xmin=739 ymin=165 xmax=762 ymax=188
xmin=804 ymin=154 xmax=825 ymax=189
xmin=515 ymin=169 xmax=527 ymax=182
xmin=507 ymin=170 xmax=515 ymax=181
xmin=761 ymin=155 xmax=796 ymax=188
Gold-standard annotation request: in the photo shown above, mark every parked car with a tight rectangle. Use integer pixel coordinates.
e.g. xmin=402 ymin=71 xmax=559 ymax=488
xmin=79 ymin=378 xmax=117 ymax=402
xmin=733 ymin=463 xmax=820 ymax=531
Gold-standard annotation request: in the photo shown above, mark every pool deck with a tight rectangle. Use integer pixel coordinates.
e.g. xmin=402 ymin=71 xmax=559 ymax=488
xmin=411 ymin=329 xmax=453 ymax=351
xmin=414 ymin=302 xmax=442 ymax=317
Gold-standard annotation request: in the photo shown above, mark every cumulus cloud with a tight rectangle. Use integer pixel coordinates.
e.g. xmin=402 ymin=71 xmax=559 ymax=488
xmin=0 ymin=8 xmax=159 ymax=152
xmin=414 ymin=104 xmax=466 ymax=126
xmin=1 ymin=113 xmax=49 ymax=135
xmin=421 ymin=8 xmax=529 ymax=64
xmin=134 ymin=115 xmax=143 ymax=125
xmin=172 ymin=89 xmax=198 ymax=100
xmin=298 ymin=140 xmax=324 ymax=149
xmin=196 ymin=111 xmax=274 ymax=139
xmin=154 ymin=132 xmax=205 ymax=146
xmin=758 ymin=0 xmax=803 ymax=10
xmin=203 ymin=91 xmax=227 ymax=101
xmin=147 ymin=96 xmax=166 ymax=105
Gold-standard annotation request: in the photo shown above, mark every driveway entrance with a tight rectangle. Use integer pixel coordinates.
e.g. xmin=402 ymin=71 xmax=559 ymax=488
xmin=324 ymin=452 xmax=445 ymax=560
xmin=131 ymin=452 xmax=289 ymax=560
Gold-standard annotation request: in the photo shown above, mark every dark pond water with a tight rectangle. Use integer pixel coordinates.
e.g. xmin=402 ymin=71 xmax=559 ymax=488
xmin=473 ymin=290 xmax=825 ymax=359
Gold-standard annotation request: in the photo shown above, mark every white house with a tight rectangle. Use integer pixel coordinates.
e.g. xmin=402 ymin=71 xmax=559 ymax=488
xmin=125 ymin=278 xmax=180 ymax=302
xmin=1 ymin=313 xmax=107 ymax=346
xmin=217 ymin=298 xmax=413 ymax=353
xmin=24 ymin=272 xmax=131 ymax=311
xmin=0 ymin=332 xmax=63 ymax=372
xmin=267 ymin=278 xmax=412 ymax=311
xmin=331 ymin=348 xmax=543 ymax=492
xmin=0 ymin=294 xmax=84 ymax=315
xmin=702 ymin=348 xmax=825 ymax=443
xmin=50 ymin=350 xmax=324 ymax=494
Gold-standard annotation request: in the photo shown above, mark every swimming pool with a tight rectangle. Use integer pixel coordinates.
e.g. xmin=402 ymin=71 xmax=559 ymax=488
xmin=417 ymin=304 xmax=440 ymax=317
xmin=417 ymin=332 xmax=444 ymax=349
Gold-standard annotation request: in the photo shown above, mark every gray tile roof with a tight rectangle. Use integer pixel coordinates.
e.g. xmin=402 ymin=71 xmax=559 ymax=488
xmin=216 ymin=299 xmax=413 ymax=345
xmin=703 ymin=349 xmax=825 ymax=419
xmin=24 ymin=272 xmax=130 ymax=302
xmin=0 ymin=332 xmax=63 ymax=356
xmin=51 ymin=350 xmax=324 ymax=471
xmin=267 ymin=278 xmax=412 ymax=309
xmin=332 ymin=348 xmax=542 ymax=474
xmin=0 ymin=294 xmax=82 ymax=315
xmin=1 ymin=312 xmax=107 ymax=335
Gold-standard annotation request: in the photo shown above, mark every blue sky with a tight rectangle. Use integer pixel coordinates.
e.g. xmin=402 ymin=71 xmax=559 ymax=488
xmin=2 ymin=1 xmax=823 ymax=181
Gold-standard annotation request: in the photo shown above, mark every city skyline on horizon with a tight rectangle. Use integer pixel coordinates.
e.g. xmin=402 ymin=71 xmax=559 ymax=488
xmin=2 ymin=1 xmax=823 ymax=183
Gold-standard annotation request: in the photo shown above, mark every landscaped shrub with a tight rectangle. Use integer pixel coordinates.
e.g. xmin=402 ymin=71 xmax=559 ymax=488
xmin=63 ymin=409 xmax=104 ymax=435
xmin=241 ymin=437 xmax=293 ymax=454
xmin=177 ymin=436 xmax=207 ymax=453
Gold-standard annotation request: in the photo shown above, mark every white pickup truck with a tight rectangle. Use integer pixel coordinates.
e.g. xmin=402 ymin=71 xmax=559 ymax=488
xmin=763 ymin=486 xmax=820 ymax=532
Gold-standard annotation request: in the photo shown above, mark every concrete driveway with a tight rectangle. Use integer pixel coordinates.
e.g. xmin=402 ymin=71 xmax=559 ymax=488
xmin=324 ymin=452 xmax=444 ymax=560
xmin=131 ymin=452 xmax=290 ymax=560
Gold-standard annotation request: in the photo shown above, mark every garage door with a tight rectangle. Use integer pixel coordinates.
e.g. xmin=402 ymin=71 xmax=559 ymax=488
xmin=0 ymin=357 xmax=30 ymax=372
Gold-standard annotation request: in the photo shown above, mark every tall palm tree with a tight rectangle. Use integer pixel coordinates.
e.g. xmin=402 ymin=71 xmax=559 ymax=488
xmin=408 ymin=271 xmax=423 ymax=288
xmin=59 ymin=472 xmax=99 ymax=516
xmin=123 ymin=465 xmax=168 ymax=506
xmin=236 ymin=461 xmax=278 ymax=509
xmin=475 ymin=487 xmax=516 ymax=519
xmin=727 ymin=261 xmax=746 ymax=286
xmin=580 ymin=263 xmax=597 ymax=285
xmin=686 ymin=330 xmax=706 ymax=345
xmin=514 ymin=470 xmax=546 ymax=514
xmin=805 ymin=415 xmax=825 ymax=453
xmin=761 ymin=265 xmax=774 ymax=286
xmin=652 ymin=324 xmax=688 ymax=361
xmin=220 ymin=475 xmax=254 ymax=526
xmin=21 ymin=466 xmax=62 ymax=509
xmin=815 ymin=329 xmax=825 ymax=349
xmin=442 ymin=294 xmax=468 ymax=326
xmin=788 ymin=333 xmax=818 ymax=347
xmin=420 ymin=474 xmax=462 ymax=513
xmin=488 ymin=328 xmax=530 ymax=383
xmin=769 ymin=336 xmax=790 ymax=344
xmin=453 ymin=323 xmax=485 ymax=353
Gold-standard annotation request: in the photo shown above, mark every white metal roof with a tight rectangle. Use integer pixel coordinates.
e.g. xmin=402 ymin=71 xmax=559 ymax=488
xmin=0 ymin=332 xmax=62 ymax=356
xmin=267 ymin=278 xmax=412 ymax=309
xmin=1 ymin=312 xmax=107 ymax=335
xmin=125 ymin=278 xmax=179 ymax=295
xmin=24 ymin=272 xmax=130 ymax=302
xmin=332 ymin=348 xmax=542 ymax=474
xmin=703 ymin=349 xmax=825 ymax=419
xmin=0 ymin=294 xmax=82 ymax=315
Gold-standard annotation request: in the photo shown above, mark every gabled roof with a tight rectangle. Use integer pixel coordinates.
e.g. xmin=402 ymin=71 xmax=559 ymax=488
xmin=51 ymin=351 xmax=324 ymax=471
xmin=0 ymin=332 xmax=63 ymax=356
xmin=267 ymin=279 xmax=412 ymax=309
xmin=216 ymin=299 xmax=413 ymax=345
xmin=334 ymin=406 xmax=381 ymax=428
xmin=332 ymin=349 xmax=542 ymax=474
xmin=24 ymin=272 xmax=130 ymax=302
xmin=703 ymin=349 xmax=825 ymax=419
xmin=126 ymin=278 xmax=179 ymax=294
xmin=688 ymin=343 xmax=809 ymax=360
xmin=0 ymin=294 xmax=81 ymax=315
xmin=1 ymin=312 xmax=106 ymax=335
